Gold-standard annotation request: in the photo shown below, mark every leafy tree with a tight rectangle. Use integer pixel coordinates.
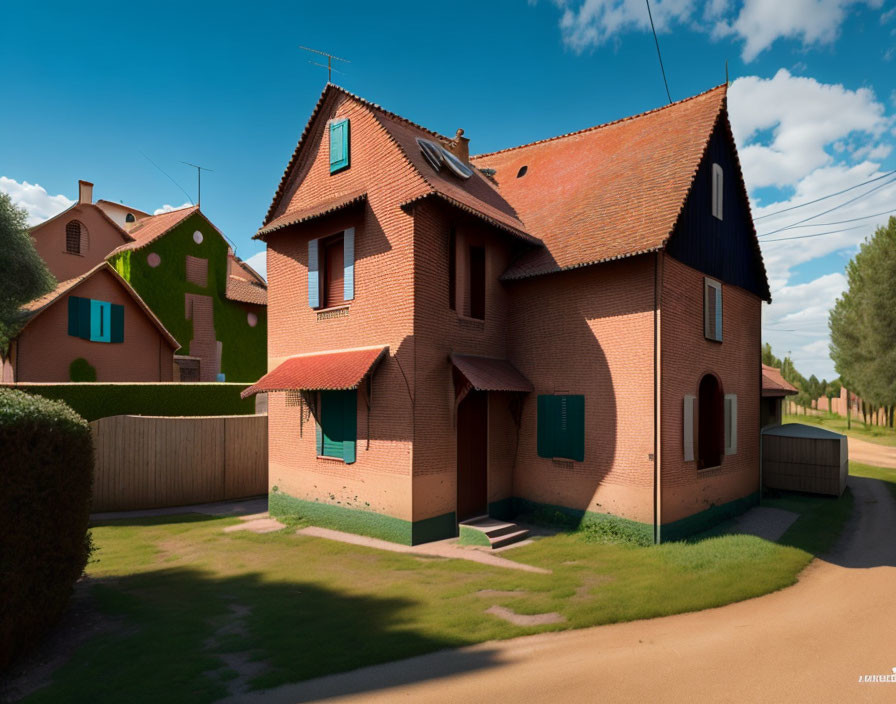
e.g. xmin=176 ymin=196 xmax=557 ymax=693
xmin=0 ymin=194 xmax=56 ymax=359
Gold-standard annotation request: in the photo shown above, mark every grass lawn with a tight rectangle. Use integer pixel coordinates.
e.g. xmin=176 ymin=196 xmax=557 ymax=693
xmin=783 ymin=412 xmax=896 ymax=447
xmin=20 ymin=486 xmax=859 ymax=703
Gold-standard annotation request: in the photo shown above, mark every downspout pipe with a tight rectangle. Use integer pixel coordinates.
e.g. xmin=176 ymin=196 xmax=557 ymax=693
xmin=653 ymin=252 xmax=661 ymax=544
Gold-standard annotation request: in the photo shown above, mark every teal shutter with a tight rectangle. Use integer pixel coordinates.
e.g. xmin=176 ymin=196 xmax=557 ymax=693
xmin=329 ymin=119 xmax=350 ymax=173
xmin=110 ymin=304 xmax=124 ymax=343
xmin=320 ymin=390 xmax=344 ymax=458
xmin=537 ymin=395 xmax=557 ymax=458
xmin=343 ymin=227 xmax=355 ymax=301
xmin=68 ymin=296 xmax=91 ymax=339
xmin=308 ymin=239 xmax=320 ymax=308
xmin=89 ymin=300 xmax=112 ymax=342
xmin=343 ymin=390 xmax=357 ymax=464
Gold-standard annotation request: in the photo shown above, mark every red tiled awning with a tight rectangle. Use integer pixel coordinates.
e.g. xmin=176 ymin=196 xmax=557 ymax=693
xmin=255 ymin=191 xmax=367 ymax=239
xmin=762 ymin=364 xmax=798 ymax=397
xmin=241 ymin=347 xmax=388 ymax=398
xmin=450 ymin=354 xmax=533 ymax=394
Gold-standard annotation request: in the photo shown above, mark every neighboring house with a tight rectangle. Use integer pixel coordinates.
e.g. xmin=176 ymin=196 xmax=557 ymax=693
xmin=27 ymin=181 xmax=267 ymax=382
xmin=2 ymin=262 xmax=179 ymax=383
xmin=243 ymin=82 xmax=770 ymax=545
xmin=761 ymin=364 xmax=798 ymax=427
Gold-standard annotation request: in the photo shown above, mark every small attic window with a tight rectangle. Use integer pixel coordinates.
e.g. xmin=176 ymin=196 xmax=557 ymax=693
xmin=125 ymin=212 xmax=136 ymax=223
xmin=517 ymin=165 xmax=528 ymax=178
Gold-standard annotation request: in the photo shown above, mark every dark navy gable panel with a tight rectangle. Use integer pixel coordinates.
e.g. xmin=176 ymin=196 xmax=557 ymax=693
xmin=665 ymin=120 xmax=770 ymax=301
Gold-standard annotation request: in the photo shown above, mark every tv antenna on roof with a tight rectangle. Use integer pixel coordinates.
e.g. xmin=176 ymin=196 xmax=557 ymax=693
xmin=180 ymin=162 xmax=214 ymax=208
xmin=299 ymin=45 xmax=350 ymax=82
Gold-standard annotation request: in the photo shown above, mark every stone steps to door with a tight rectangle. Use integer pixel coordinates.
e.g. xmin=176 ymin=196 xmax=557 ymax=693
xmin=459 ymin=516 xmax=530 ymax=549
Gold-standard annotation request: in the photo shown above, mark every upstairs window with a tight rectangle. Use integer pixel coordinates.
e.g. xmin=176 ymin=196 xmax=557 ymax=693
xmin=68 ymin=296 xmax=124 ymax=343
xmin=323 ymin=235 xmax=345 ymax=308
xmin=329 ymin=118 xmax=350 ymax=173
xmin=704 ymin=278 xmax=722 ymax=342
xmin=65 ymin=220 xmax=86 ymax=254
xmin=537 ymin=394 xmax=585 ymax=462
xmin=711 ymin=163 xmax=723 ymax=220
xmin=316 ymin=390 xmax=357 ymax=463
xmin=308 ymin=228 xmax=355 ymax=309
xmin=468 ymin=245 xmax=485 ymax=320
xmin=125 ymin=212 xmax=136 ymax=223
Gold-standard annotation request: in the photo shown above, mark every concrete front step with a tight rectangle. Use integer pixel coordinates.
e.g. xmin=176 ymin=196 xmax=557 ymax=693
xmin=459 ymin=516 xmax=530 ymax=549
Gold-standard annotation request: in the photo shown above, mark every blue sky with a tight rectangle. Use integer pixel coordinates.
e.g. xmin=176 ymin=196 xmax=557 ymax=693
xmin=2 ymin=0 xmax=896 ymax=379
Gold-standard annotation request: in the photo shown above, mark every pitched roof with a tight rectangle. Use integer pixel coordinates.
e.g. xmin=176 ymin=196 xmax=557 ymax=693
xmin=256 ymin=191 xmax=367 ymax=239
xmin=262 ymin=84 xmax=538 ymax=245
xmin=30 ymin=201 xmax=135 ymax=243
xmin=762 ymin=364 xmax=799 ymax=397
xmin=471 ymin=85 xmax=734 ymax=279
xmin=226 ymin=253 xmax=267 ymax=306
xmin=19 ymin=262 xmax=180 ymax=349
xmin=112 ymin=206 xmax=199 ymax=252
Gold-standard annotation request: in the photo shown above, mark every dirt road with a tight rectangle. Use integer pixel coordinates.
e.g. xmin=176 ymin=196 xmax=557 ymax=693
xmin=235 ymin=474 xmax=896 ymax=704
xmin=848 ymin=436 xmax=896 ymax=469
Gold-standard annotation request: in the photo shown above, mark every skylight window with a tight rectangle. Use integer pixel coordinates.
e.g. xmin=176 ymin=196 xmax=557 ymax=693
xmin=416 ymin=137 xmax=472 ymax=180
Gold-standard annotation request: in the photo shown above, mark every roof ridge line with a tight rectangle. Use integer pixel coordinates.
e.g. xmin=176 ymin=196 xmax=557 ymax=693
xmin=471 ymin=83 xmax=727 ymax=161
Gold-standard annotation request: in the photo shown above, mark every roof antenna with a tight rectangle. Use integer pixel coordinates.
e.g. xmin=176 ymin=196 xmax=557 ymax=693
xmin=299 ymin=45 xmax=350 ymax=83
xmin=180 ymin=162 xmax=214 ymax=208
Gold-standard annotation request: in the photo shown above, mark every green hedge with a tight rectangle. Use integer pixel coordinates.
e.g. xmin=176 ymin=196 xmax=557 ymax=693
xmin=3 ymin=383 xmax=255 ymax=422
xmin=0 ymin=389 xmax=94 ymax=671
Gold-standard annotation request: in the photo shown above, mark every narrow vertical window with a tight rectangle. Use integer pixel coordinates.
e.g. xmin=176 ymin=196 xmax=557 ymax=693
xmin=323 ymin=236 xmax=345 ymax=308
xmin=468 ymin=245 xmax=485 ymax=320
xmin=712 ymin=163 xmax=723 ymax=220
xmin=65 ymin=220 xmax=82 ymax=254
xmin=704 ymin=278 xmax=723 ymax=342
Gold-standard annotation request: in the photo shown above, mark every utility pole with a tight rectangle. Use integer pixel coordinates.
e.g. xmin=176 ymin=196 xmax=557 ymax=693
xmin=180 ymin=162 xmax=214 ymax=208
xmin=299 ymin=45 xmax=350 ymax=82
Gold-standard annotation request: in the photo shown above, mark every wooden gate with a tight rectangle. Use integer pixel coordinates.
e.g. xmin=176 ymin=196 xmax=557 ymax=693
xmin=90 ymin=414 xmax=267 ymax=511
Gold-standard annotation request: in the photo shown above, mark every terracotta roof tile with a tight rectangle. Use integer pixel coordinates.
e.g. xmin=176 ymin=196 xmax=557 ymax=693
xmin=762 ymin=364 xmax=799 ymax=397
xmin=226 ymin=277 xmax=267 ymax=306
xmin=471 ymin=85 xmax=731 ymax=279
xmin=241 ymin=346 xmax=388 ymax=397
xmin=257 ymin=191 xmax=367 ymax=239
xmin=110 ymin=206 xmax=199 ymax=254
xmin=451 ymin=354 xmax=533 ymax=393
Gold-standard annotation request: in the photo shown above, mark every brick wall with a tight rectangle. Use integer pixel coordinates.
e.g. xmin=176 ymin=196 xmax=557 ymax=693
xmin=660 ymin=253 xmax=761 ymax=525
xmin=14 ymin=268 xmax=174 ymax=382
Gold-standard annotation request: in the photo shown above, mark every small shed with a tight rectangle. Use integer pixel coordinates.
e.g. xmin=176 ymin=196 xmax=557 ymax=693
xmin=761 ymin=423 xmax=848 ymax=497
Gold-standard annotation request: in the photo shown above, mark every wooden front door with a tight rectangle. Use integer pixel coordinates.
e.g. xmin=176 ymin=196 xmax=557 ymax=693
xmin=457 ymin=390 xmax=488 ymax=521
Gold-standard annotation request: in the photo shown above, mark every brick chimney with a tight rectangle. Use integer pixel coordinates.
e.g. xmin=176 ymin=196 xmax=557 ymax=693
xmin=78 ymin=180 xmax=94 ymax=204
xmin=447 ymin=128 xmax=469 ymax=163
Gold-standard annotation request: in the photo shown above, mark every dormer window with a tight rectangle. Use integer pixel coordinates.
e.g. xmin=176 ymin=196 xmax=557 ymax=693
xmin=712 ymin=163 xmax=723 ymax=220
xmin=125 ymin=212 xmax=136 ymax=223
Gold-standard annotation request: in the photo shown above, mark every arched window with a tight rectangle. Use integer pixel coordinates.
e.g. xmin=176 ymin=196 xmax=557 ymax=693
xmin=65 ymin=220 xmax=88 ymax=254
xmin=698 ymin=373 xmax=724 ymax=469
xmin=125 ymin=212 xmax=136 ymax=223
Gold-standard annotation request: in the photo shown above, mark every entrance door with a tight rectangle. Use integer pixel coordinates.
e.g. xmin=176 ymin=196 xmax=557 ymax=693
xmin=457 ymin=390 xmax=488 ymax=521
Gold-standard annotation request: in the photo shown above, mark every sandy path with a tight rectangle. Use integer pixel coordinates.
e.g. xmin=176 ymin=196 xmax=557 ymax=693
xmin=849 ymin=436 xmax=896 ymax=469
xmin=228 ymin=474 xmax=896 ymax=704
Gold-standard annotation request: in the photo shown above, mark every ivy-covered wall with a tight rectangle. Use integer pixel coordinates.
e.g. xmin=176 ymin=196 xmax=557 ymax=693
xmin=109 ymin=213 xmax=266 ymax=382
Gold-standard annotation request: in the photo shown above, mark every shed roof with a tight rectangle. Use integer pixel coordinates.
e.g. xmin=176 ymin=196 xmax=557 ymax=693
xmin=450 ymin=354 xmax=533 ymax=393
xmin=761 ymin=423 xmax=845 ymax=440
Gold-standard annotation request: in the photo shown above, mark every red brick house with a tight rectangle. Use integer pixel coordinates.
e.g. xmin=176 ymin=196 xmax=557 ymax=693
xmin=2 ymin=262 xmax=179 ymax=383
xmin=245 ymin=82 xmax=770 ymax=544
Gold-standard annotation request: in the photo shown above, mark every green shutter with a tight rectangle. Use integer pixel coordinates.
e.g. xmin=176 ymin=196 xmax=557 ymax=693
xmin=329 ymin=119 xmax=350 ymax=173
xmin=68 ymin=296 xmax=91 ymax=339
xmin=343 ymin=390 xmax=357 ymax=464
xmin=315 ymin=418 xmax=323 ymax=455
xmin=320 ymin=390 xmax=344 ymax=458
xmin=537 ymin=395 xmax=557 ymax=458
xmin=110 ymin=304 xmax=124 ymax=343
xmin=68 ymin=297 xmax=79 ymax=337
xmin=560 ymin=395 xmax=585 ymax=462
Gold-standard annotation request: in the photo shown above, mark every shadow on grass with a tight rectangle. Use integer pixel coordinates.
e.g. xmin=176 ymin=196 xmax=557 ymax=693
xmin=21 ymin=566 xmax=500 ymax=704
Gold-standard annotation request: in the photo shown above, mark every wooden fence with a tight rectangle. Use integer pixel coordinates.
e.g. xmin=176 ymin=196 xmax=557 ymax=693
xmin=90 ymin=414 xmax=267 ymax=512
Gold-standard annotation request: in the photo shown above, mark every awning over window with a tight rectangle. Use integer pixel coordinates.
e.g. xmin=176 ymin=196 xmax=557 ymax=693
xmin=241 ymin=346 xmax=388 ymax=398
xmin=451 ymin=354 xmax=533 ymax=396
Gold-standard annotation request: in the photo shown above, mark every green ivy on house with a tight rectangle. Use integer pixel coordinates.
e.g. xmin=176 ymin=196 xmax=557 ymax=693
xmin=108 ymin=212 xmax=266 ymax=382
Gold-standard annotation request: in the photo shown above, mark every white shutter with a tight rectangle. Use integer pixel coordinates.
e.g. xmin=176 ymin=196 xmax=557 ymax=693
xmin=712 ymin=163 xmax=723 ymax=220
xmin=343 ymin=227 xmax=355 ymax=301
xmin=308 ymin=238 xmax=319 ymax=308
xmin=684 ymin=395 xmax=695 ymax=462
xmin=724 ymin=394 xmax=738 ymax=455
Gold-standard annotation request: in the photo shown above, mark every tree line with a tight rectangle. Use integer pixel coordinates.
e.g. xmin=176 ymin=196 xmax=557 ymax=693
xmin=829 ymin=216 xmax=896 ymax=428
xmin=762 ymin=343 xmax=840 ymax=410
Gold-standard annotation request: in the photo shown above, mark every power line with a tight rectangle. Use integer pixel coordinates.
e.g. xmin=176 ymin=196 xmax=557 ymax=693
xmin=645 ymin=0 xmax=672 ymax=104
xmin=774 ymin=207 xmax=896 ymax=229
xmin=139 ymin=150 xmax=194 ymax=205
xmin=754 ymin=168 xmax=896 ymax=221
xmin=758 ymin=173 xmax=896 ymax=237
xmin=762 ymin=222 xmax=870 ymax=243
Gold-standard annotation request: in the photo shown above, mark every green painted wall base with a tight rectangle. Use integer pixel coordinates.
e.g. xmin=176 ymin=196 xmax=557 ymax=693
xmin=659 ymin=491 xmax=760 ymax=542
xmin=458 ymin=524 xmax=491 ymax=547
xmin=269 ymin=491 xmax=456 ymax=546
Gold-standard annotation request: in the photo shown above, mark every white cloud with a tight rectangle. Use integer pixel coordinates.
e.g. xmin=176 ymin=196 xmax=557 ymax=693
xmin=153 ymin=202 xmax=193 ymax=215
xmin=243 ymin=250 xmax=267 ymax=280
xmin=551 ymin=0 xmax=881 ymax=61
xmin=728 ymin=69 xmax=889 ymax=189
xmin=715 ymin=0 xmax=882 ymax=62
xmin=0 ymin=176 xmax=73 ymax=226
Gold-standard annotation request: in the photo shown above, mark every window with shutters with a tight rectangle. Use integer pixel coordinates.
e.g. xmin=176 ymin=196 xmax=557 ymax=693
xmin=65 ymin=220 xmax=87 ymax=255
xmin=468 ymin=245 xmax=485 ymax=320
xmin=316 ymin=390 xmax=357 ymax=463
xmin=323 ymin=236 xmax=345 ymax=308
xmin=329 ymin=118 xmax=350 ymax=173
xmin=67 ymin=296 xmax=124 ymax=343
xmin=309 ymin=228 xmax=355 ymax=310
xmin=704 ymin=278 xmax=722 ymax=342
xmin=697 ymin=374 xmax=723 ymax=469
xmin=711 ymin=163 xmax=723 ymax=220
xmin=537 ymin=394 xmax=585 ymax=462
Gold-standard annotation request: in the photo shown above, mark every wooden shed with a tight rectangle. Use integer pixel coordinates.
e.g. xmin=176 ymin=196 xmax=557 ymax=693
xmin=761 ymin=423 xmax=848 ymax=497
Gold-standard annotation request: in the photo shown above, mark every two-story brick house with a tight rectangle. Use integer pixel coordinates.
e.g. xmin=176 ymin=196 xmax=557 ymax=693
xmin=244 ymin=82 xmax=770 ymax=545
